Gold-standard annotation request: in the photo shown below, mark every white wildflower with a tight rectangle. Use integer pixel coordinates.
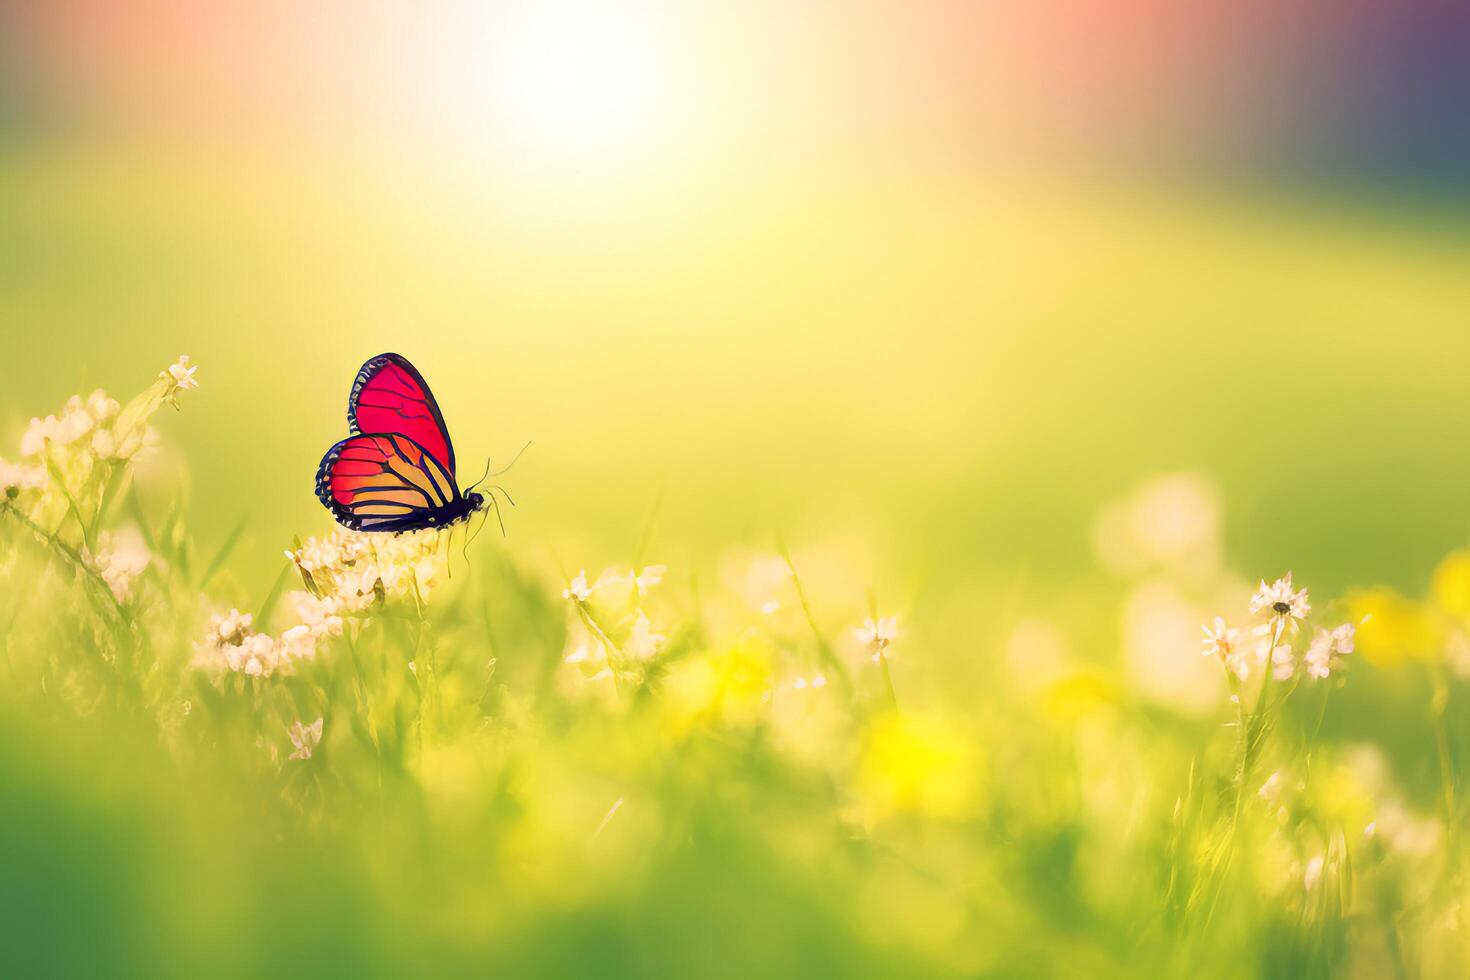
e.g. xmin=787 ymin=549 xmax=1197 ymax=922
xmin=626 ymin=609 xmax=666 ymax=660
xmin=1305 ymin=623 xmax=1355 ymax=680
xmin=413 ymin=556 xmax=439 ymax=595
xmin=0 ymin=459 xmax=45 ymax=497
xmin=1265 ymin=640 xmax=1295 ymax=681
xmin=291 ymin=591 xmax=344 ymax=638
xmin=563 ymin=570 xmax=595 ymax=602
xmin=279 ymin=624 xmax=317 ymax=664
xmin=165 ymin=355 xmax=199 ymax=391
xmin=287 ymin=718 xmax=323 ymax=761
xmin=235 ymin=633 xmax=280 ymax=677
xmin=20 ymin=416 xmax=55 ymax=457
xmin=90 ymin=428 xmax=117 ymax=458
xmin=1251 ymin=572 xmax=1310 ymax=622
xmin=564 ymin=642 xmax=602 ymax=665
xmin=86 ymin=389 xmax=119 ymax=421
xmin=633 ymin=564 xmax=666 ymax=595
xmin=1201 ymin=617 xmax=1241 ymax=659
xmin=1205 ymin=617 xmax=1252 ymax=678
xmin=856 ymin=616 xmax=898 ymax=661
xmin=216 ymin=608 xmax=253 ymax=645
xmin=61 ymin=401 xmax=94 ymax=443
xmin=89 ymin=530 xmax=150 ymax=603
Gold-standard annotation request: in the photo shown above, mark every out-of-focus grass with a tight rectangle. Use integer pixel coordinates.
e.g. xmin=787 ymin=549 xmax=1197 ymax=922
xmin=2 ymin=145 xmax=1469 ymax=601
xmin=4 ymin=142 xmax=1470 ymax=977
xmin=1 ymin=352 xmax=1469 ymax=979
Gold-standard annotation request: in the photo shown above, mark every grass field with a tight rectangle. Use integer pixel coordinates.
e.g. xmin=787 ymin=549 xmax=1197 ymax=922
xmin=4 ymin=6 xmax=1470 ymax=971
xmin=3 ymin=158 xmax=1470 ymax=976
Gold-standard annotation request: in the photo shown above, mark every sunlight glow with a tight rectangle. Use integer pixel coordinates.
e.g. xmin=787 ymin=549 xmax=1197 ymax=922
xmin=486 ymin=5 xmax=671 ymax=168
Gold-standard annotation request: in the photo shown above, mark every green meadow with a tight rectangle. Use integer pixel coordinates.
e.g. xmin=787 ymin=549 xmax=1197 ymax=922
xmin=3 ymin=146 xmax=1470 ymax=977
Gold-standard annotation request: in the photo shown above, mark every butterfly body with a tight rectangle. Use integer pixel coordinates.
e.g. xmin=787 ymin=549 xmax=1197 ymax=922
xmin=315 ymin=353 xmax=487 ymax=533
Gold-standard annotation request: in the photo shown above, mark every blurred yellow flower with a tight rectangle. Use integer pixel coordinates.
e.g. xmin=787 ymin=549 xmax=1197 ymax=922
xmin=1348 ymin=587 xmax=1440 ymax=666
xmin=659 ymin=636 xmax=773 ymax=734
xmin=858 ymin=711 xmax=979 ymax=820
xmin=1432 ymin=550 xmax=1470 ymax=620
xmin=1042 ymin=669 xmax=1123 ymax=723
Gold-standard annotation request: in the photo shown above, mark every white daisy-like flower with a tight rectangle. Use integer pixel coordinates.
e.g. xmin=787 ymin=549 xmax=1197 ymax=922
xmin=1250 ymin=572 xmax=1310 ymax=622
xmin=1305 ymin=623 xmax=1355 ymax=680
xmin=856 ymin=616 xmax=898 ymax=661
xmin=1201 ymin=617 xmax=1242 ymax=659
xmin=562 ymin=570 xmax=595 ymax=602
xmin=1266 ymin=640 xmax=1295 ymax=681
xmin=625 ymin=609 xmax=666 ymax=660
xmin=633 ymin=564 xmax=666 ymax=596
xmin=287 ymin=717 xmax=323 ymax=761
xmin=165 ymin=355 xmax=199 ymax=391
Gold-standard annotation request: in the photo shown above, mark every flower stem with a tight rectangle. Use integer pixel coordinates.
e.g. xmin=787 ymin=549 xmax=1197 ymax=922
xmin=877 ymin=651 xmax=899 ymax=712
xmin=1430 ymin=667 xmax=1458 ymax=861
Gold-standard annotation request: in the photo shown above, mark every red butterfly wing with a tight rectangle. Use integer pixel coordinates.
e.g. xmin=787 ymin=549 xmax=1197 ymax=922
xmin=348 ymin=353 xmax=456 ymax=477
xmin=315 ymin=433 xmax=460 ymax=532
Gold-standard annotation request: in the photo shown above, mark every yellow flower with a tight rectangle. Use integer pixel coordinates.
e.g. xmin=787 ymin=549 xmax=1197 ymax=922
xmin=1348 ymin=587 xmax=1439 ymax=666
xmin=659 ymin=636 xmax=772 ymax=734
xmin=1433 ymin=550 xmax=1470 ymax=620
xmin=1042 ymin=668 xmax=1122 ymax=723
xmin=858 ymin=711 xmax=979 ymax=820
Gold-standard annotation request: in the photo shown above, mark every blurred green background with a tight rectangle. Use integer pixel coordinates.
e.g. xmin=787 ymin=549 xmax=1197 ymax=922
xmin=3 ymin=4 xmax=1470 ymax=977
xmin=3 ymin=2 xmax=1468 ymax=601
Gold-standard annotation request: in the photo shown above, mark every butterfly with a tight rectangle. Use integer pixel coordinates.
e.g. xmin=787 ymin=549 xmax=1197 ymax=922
xmin=314 ymin=353 xmax=489 ymax=533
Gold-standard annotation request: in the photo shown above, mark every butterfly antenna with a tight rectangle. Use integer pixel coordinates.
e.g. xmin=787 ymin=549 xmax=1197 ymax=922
xmin=466 ymin=457 xmax=493 ymax=493
xmin=463 ymin=508 xmax=487 ymax=566
xmin=490 ymin=492 xmax=508 ymax=537
xmin=487 ymin=440 xmax=531 ymax=479
xmin=490 ymin=484 xmax=516 ymax=509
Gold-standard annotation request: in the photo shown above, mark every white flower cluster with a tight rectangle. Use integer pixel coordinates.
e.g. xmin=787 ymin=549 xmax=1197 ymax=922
xmin=198 ymin=602 xmax=343 ymax=678
xmin=562 ymin=564 xmax=670 ymax=681
xmin=2 ymin=390 xmax=125 ymax=505
xmin=200 ymin=528 xmax=449 ymax=681
xmin=287 ymin=527 xmax=447 ymax=611
xmin=3 ymin=357 xmax=197 ymax=533
xmin=1202 ymin=573 xmax=1354 ymax=684
xmin=85 ymin=530 xmax=150 ymax=603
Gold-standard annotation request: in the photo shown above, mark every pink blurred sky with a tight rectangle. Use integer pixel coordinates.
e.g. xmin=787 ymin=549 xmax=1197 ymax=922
xmin=5 ymin=1 xmax=1465 ymax=177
